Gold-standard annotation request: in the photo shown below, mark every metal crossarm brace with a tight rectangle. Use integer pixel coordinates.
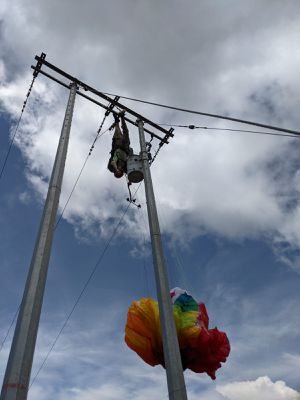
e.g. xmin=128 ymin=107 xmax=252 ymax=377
xmin=32 ymin=53 xmax=174 ymax=141
xmin=32 ymin=52 xmax=46 ymax=77
xmin=31 ymin=65 xmax=171 ymax=144
xmin=105 ymin=96 xmax=120 ymax=117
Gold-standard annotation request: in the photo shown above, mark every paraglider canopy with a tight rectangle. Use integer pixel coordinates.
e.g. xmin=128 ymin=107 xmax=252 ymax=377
xmin=125 ymin=287 xmax=230 ymax=380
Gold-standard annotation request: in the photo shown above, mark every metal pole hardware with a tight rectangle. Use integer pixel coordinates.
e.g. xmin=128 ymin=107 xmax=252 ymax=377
xmin=137 ymin=119 xmax=188 ymax=400
xmin=1 ymin=82 xmax=77 ymax=400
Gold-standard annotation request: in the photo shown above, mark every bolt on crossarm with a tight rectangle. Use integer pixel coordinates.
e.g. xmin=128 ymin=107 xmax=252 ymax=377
xmin=137 ymin=119 xmax=188 ymax=400
xmin=1 ymin=82 xmax=77 ymax=400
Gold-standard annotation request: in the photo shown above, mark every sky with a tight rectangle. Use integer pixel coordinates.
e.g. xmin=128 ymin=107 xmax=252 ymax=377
xmin=1 ymin=0 xmax=300 ymax=399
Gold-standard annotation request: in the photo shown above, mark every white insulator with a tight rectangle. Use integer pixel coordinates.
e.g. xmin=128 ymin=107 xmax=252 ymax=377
xmin=127 ymin=154 xmax=144 ymax=183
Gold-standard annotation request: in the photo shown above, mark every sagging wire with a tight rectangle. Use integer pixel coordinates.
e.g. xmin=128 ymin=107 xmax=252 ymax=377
xmin=88 ymin=96 xmax=120 ymax=156
xmin=0 ymin=112 xmax=111 ymax=354
xmin=55 ymin=116 xmax=110 ymax=230
xmin=126 ymin=178 xmax=141 ymax=208
xmin=100 ymin=90 xmax=300 ymax=136
xmin=0 ymin=306 xmax=20 ymax=354
xmin=125 ymin=130 xmax=164 ymax=205
xmin=149 ymin=142 xmax=164 ymax=166
xmin=0 ymin=75 xmax=39 ymax=351
xmin=158 ymin=123 xmax=300 ymax=139
xmin=0 ymin=102 xmax=116 ymax=356
xmin=29 ymin=183 xmax=143 ymax=389
xmin=0 ymin=74 xmax=37 ymax=183
xmin=126 ymin=133 xmax=154 ymax=207
xmin=144 ymin=133 xmax=161 ymax=167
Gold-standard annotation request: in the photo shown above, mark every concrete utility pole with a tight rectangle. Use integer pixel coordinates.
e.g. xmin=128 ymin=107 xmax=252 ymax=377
xmin=1 ymin=82 xmax=77 ymax=400
xmin=137 ymin=119 xmax=188 ymax=400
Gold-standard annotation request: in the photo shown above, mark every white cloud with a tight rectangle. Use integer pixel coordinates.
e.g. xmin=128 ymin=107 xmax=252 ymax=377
xmin=1 ymin=291 xmax=299 ymax=400
xmin=19 ymin=191 xmax=31 ymax=205
xmin=1 ymin=0 xmax=300 ymax=267
xmin=62 ymin=385 xmax=132 ymax=400
xmin=217 ymin=376 xmax=300 ymax=400
xmin=0 ymin=60 xmax=6 ymax=81
xmin=1 ymin=5 xmax=300 ymax=397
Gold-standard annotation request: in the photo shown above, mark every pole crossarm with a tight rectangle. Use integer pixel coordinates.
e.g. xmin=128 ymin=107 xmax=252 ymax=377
xmin=33 ymin=68 xmax=170 ymax=143
xmin=32 ymin=52 xmax=46 ymax=77
xmin=31 ymin=53 xmax=174 ymax=146
xmin=76 ymin=90 xmax=172 ymax=143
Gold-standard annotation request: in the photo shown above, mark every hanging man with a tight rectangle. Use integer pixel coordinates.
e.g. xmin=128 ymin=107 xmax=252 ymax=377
xmin=108 ymin=111 xmax=132 ymax=178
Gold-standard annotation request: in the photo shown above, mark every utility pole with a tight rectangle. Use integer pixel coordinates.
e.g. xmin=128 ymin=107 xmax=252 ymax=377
xmin=1 ymin=52 xmax=180 ymax=399
xmin=137 ymin=119 xmax=188 ymax=400
xmin=1 ymin=82 xmax=77 ymax=400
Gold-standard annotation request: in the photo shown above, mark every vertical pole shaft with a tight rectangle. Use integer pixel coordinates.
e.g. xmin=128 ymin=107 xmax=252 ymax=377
xmin=137 ymin=119 xmax=188 ymax=400
xmin=1 ymin=82 xmax=77 ymax=400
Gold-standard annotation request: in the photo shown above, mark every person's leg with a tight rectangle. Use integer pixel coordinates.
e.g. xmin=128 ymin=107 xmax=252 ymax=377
xmin=121 ymin=116 xmax=130 ymax=146
xmin=113 ymin=122 xmax=123 ymax=140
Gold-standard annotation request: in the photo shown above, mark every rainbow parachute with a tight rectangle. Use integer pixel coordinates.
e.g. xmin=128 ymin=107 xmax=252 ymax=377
xmin=125 ymin=287 xmax=230 ymax=379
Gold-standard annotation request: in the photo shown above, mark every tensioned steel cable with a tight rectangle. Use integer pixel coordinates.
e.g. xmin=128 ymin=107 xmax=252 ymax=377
xmin=55 ymin=119 xmax=110 ymax=229
xmin=158 ymin=124 xmax=300 ymax=139
xmin=30 ymin=204 xmax=130 ymax=387
xmin=0 ymin=307 xmax=20 ymax=354
xmin=101 ymin=91 xmax=300 ymax=136
xmin=0 ymin=117 xmax=110 ymax=355
xmin=7 ymin=115 xmax=158 ymax=369
xmin=29 ymin=184 xmax=142 ymax=389
xmin=0 ymin=75 xmax=37 ymax=183
xmin=0 ymin=77 xmax=38 ymax=350
xmin=56 ymin=114 xmax=163 ymax=229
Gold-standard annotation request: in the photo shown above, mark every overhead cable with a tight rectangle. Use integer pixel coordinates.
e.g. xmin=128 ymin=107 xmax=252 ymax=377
xmin=158 ymin=124 xmax=300 ymax=139
xmin=55 ymin=123 xmax=110 ymax=229
xmin=101 ymin=91 xmax=300 ymax=137
xmin=30 ymin=187 xmax=141 ymax=389
xmin=0 ymin=75 xmax=37 ymax=184
xmin=0 ymin=307 xmax=20 ymax=354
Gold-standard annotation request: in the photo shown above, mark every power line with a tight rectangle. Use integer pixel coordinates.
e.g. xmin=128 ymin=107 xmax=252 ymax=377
xmin=17 ymin=113 xmax=136 ymax=386
xmin=56 ymin=111 xmax=164 ymax=229
xmin=0 ymin=123 xmax=111 ymax=360
xmin=0 ymin=75 xmax=37 ymax=184
xmin=55 ymin=121 xmax=110 ymax=229
xmin=158 ymin=124 xmax=300 ymax=139
xmin=29 ymin=185 xmax=142 ymax=388
xmin=101 ymin=91 xmax=300 ymax=137
xmin=0 ymin=307 xmax=20 ymax=354
xmin=56 ymin=112 xmax=165 ymax=230
xmin=0 ymin=82 xmax=65 ymax=359
xmin=30 ymin=204 xmax=131 ymax=387
xmin=0 ymin=106 xmax=111 ymax=375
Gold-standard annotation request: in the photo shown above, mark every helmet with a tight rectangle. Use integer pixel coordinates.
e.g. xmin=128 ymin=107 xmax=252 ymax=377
xmin=114 ymin=169 xmax=124 ymax=178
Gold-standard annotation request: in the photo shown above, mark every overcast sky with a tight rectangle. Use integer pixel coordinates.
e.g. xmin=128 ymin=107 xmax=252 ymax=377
xmin=1 ymin=1 xmax=300 ymax=399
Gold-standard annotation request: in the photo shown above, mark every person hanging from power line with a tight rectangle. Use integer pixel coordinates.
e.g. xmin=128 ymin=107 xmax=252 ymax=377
xmin=108 ymin=110 xmax=133 ymax=178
